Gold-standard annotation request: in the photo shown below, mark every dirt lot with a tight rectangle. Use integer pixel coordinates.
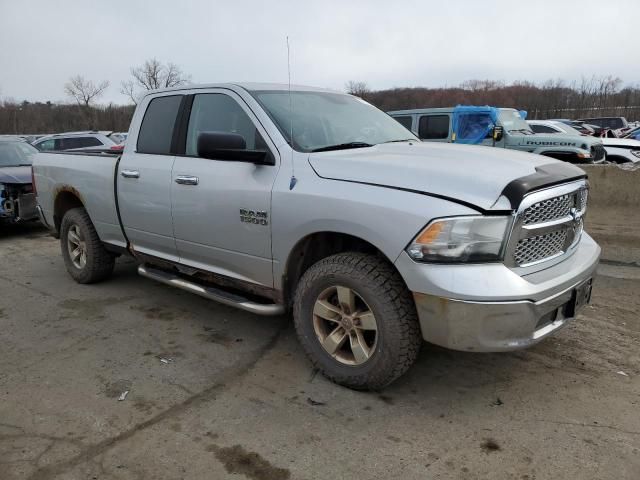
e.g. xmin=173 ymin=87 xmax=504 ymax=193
xmin=1 ymin=224 xmax=639 ymax=480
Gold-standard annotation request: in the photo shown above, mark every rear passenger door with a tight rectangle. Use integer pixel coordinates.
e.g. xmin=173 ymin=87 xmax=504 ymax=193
xmin=117 ymin=94 xmax=183 ymax=261
xmin=418 ymin=114 xmax=451 ymax=142
xmin=170 ymin=89 xmax=279 ymax=288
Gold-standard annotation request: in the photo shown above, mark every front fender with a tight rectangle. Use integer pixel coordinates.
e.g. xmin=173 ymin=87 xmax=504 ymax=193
xmin=270 ymin=175 xmax=478 ymax=290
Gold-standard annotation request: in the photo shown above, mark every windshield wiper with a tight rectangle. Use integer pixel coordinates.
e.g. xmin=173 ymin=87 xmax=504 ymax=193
xmin=310 ymin=142 xmax=373 ymax=153
xmin=382 ymin=138 xmax=416 ymax=143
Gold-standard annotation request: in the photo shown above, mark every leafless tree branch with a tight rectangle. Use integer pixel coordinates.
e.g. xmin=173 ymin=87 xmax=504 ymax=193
xmin=64 ymin=75 xmax=109 ymax=107
xmin=122 ymin=58 xmax=191 ymax=103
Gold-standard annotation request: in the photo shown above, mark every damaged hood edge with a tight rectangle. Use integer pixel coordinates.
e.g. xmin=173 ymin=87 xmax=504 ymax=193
xmin=308 ymin=142 xmax=584 ymax=211
xmin=0 ymin=166 xmax=32 ymax=185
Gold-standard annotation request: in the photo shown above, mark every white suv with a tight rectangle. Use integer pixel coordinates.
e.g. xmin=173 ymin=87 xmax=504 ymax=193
xmin=32 ymin=132 xmax=117 ymax=152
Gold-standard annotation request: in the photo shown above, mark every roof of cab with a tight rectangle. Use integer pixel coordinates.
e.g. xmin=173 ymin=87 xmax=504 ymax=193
xmin=141 ymin=82 xmax=343 ymax=98
xmin=387 ymin=107 xmax=455 ymax=115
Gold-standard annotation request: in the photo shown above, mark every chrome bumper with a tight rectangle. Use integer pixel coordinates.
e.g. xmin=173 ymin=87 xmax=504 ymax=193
xmin=396 ymin=233 xmax=600 ymax=352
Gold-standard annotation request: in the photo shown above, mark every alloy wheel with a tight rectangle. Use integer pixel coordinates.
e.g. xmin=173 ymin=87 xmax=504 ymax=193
xmin=312 ymin=285 xmax=378 ymax=366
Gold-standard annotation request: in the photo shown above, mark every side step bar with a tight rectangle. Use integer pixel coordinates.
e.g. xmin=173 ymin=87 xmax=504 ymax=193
xmin=138 ymin=265 xmax=285 ymax=316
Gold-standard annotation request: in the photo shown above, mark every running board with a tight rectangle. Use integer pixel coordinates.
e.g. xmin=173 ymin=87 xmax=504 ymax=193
xmin=138 ymin=265 xmax=285 ymax=316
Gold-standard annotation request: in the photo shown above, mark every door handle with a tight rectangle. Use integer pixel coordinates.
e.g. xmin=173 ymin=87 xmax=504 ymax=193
xmin=121 ymin=169 xmax=140 ymax=179
xmin=175 ymin=175 xmax=199 ymax=185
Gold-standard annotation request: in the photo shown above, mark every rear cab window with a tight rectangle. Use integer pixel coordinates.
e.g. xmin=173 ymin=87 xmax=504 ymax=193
xmin=137 ymin=95 xmax=183 ymax=154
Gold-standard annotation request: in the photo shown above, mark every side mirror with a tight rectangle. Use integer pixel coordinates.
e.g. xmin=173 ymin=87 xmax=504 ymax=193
xmin=197 ymin=132 xmax=274 ymax=165
xmin=493 ymin=125 xmax=504 ymax=142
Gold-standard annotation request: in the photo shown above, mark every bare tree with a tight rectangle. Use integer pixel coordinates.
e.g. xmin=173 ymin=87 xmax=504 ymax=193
xmin=64 ymin=75 xmax=109 ymax=107
xmin=121 ymin=58 xmax=191 ymax=104
xmin=120 ymin=80 xmax=138 ymax=105
xmin=345 ymin=81 xmax=370 ymax=98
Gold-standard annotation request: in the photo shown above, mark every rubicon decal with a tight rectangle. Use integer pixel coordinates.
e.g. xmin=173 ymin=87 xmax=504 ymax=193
xmin=525 ymin=140 xmax=577 ymax=147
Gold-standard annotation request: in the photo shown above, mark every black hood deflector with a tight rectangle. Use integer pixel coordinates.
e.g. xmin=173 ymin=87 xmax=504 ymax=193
xmin=501 ymin=163 xmax=587 ymax=208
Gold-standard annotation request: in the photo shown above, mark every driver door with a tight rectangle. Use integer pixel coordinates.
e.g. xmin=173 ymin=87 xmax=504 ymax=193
xmin=170 ymin=90 xmax=280 ymax=288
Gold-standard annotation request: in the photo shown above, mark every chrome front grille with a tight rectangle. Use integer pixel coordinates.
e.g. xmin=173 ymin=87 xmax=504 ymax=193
xmin=506 ymin=181 xmax=588 ymax=268
xmin=522 ymin=194 xmax=573 ymax=225
xmin=514 ymin=229 xmax=567 ymax=265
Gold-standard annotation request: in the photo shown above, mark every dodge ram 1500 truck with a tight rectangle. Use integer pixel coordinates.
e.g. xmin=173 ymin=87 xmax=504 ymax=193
xmin=33 ymin=83 xmax=600 ymax=390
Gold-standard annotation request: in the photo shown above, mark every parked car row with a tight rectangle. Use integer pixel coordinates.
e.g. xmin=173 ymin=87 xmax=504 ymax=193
xmin=388 ymin=106 xmax=607 ymax=164
xmin=389 ymin=107 xmax=639 ymax=165
xmin=528 ymin=120 xmax=640 ymax=164
xmin=552 ymin=117 xmax=634 ymax=138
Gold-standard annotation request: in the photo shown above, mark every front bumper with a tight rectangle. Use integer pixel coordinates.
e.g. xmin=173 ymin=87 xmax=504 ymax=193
xmin=396 ymin=233 xmax=600 ymax=352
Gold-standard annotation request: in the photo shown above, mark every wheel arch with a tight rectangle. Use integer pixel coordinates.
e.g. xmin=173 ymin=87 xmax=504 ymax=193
xmin=53 ymin=187 xmax=85 ymax=235
xmin=282 ymin=231 xmax=407 ymax=308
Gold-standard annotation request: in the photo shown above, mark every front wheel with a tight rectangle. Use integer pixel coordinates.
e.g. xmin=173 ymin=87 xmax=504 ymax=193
xmin=293 ymin=252 xmax=422 ymax=390
xmin=60 ymin=207 xmax=115 ymax=284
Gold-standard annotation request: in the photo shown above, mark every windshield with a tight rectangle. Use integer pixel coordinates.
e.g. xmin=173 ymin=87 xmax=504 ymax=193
xmin=0 ymin=141 xmax=38 ymax=167
xmin=498 ymin=109 xmax=532 ymax=133
xmin=251 ymin=90 xmax=417 ymax=152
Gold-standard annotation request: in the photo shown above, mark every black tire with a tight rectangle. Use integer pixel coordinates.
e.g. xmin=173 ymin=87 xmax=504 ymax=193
xmin=293 ymin=252 xmax=422 ymax=390
xmin=60 ymin=207 xmax=115 ymax=284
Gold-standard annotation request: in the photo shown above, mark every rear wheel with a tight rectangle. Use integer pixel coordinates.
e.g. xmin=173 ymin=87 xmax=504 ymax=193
xmin=60 ymin=208 xmax=115 ymax=284
xmin=293 ymin=252 xmax=422 ymax=390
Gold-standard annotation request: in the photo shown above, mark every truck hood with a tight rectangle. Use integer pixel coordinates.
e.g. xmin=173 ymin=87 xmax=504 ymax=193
xmin=509 ymin=133 xmax=598 ymax=150
xmin=308 ymin=142 xmax=566 ymax=211
xmin=0 ymin=166 xmax=31 ymax=184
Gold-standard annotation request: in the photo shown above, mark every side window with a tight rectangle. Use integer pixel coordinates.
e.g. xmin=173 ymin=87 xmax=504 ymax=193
xmin=77 ymin=137 xmax=103 ymax=148
xmin=418 ymin=115 xmax=450 ymax=139
xmin=59 ymin=137 xmax=103 ymax=149
xmin=531 ymin=125 xmax=559 ymax=134
xmin=36 ymin=139 xmax=55 ymax=151
xmin=186 ymin=93 xmax=264 ymax=157
xmin=58 ymin=138 xmax=72 ymax=150
xmin=137 ymin=95 xmax=182 ymax=154
xmin=393 ymin=115 xmax=413 ymax=130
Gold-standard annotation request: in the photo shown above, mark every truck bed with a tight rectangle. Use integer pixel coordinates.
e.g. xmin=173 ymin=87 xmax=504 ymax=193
xmin=34 ymin=151 xmax=127 ymax=248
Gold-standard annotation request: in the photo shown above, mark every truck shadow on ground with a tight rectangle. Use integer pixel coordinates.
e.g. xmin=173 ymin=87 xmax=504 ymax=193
xmin=0 ymin=221 xmax=48 ymax=240
xmin=105 ymin=257 xmax=618 ymax=414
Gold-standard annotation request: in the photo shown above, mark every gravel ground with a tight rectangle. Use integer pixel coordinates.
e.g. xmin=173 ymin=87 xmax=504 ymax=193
xmin=1 ymin=224 xmax=638 ymax=480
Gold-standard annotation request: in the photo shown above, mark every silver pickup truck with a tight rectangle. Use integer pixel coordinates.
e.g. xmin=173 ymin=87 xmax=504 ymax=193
xmin=33 ymin=83 xmax=600 ymax=390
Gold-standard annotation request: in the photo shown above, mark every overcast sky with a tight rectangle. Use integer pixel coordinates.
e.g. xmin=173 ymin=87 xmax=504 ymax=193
xmin=1 ymin=0 xmax=638 ymax=104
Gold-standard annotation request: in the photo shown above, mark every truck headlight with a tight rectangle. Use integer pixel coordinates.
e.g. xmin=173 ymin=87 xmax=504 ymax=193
xmin=407 ymin=216 xmax=511 ymax=263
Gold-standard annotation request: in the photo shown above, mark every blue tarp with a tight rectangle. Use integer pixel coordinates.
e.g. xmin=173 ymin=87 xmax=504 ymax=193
xmin=452 ymin=105 xmax=499 ymax=144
